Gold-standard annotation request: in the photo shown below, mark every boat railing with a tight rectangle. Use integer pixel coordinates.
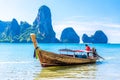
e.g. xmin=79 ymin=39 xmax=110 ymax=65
xmin=58 ymin=48 xmax=88 ymax=58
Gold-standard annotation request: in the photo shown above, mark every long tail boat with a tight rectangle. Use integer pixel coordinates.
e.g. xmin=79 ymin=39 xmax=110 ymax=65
xmin=30 ymin=34 xmax=99 ymax=67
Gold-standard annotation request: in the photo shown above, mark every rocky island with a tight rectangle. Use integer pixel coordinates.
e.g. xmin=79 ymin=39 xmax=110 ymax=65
xmin=0 ymin=5 xmax=108 ymax=43
xmin=82 ymin=30 xmax=108 ymax=43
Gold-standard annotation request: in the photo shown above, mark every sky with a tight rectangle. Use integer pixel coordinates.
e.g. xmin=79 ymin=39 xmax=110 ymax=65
xmin=0 ymin=0 xmax=120 ymax=43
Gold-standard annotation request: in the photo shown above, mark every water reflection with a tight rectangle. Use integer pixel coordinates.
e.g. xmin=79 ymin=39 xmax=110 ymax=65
xmin=34 ymin=63 xmax=98 ymax=80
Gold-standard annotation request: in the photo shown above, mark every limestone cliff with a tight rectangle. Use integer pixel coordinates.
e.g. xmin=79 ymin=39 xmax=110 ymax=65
xmin=60 ymin=27 xmax=80 ymax=43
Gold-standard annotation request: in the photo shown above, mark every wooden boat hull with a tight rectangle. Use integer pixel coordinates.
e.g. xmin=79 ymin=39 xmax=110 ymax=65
xmin=35 ymin=48 xmax=97 ymax=67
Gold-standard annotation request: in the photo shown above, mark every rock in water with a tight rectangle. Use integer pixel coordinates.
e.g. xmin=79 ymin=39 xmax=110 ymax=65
xmin=33 ymin=5 xmax=59 ymax=43
xmin=82 ymin=34 xmax=92 ymax=43
xmin=60 ymin=27 xmax=80 ymax=43
xmin=92 ymin=30 xmax=108 ymax=43
xmin=82 ymin=30 xmax=108 ymax=43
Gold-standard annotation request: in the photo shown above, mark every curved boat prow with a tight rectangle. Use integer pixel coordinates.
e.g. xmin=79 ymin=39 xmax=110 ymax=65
xmin=30 ymin=33 xmax=37 ymax=49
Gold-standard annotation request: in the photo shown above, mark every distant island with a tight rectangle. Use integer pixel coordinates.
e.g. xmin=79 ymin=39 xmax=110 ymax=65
xmin=82 ymin=30 xmax=108 ymax=43
xmin=0 ymin=5 xmax=108 ymax=43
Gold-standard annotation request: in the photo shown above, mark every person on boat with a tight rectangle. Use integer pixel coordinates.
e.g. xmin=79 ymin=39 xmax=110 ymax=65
xmin=91 ymin=47 xmax=105 ymax=60
xmin=91 ymin=47 xmax=98 ymax=58
xmin=85 ymin=44 xmax=91 ymax=57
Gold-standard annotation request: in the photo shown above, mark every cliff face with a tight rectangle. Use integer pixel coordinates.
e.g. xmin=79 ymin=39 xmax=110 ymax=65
xmin=8 ymin=19 xmax=20 ymax=36
xmin=0 ymin=5 xmax=60 ymax=43
xmin=0 ymin=19 xmax=20 ymax=42
xmin=82 ymin=30 xmax=108 ymax=43
xmin=33 ymin=5 xmax=59 ymax=43
xmin=60 ymin=27 xmax=80 ymax=43
xmin=0 ymin=21 xmax=8 ymax=33
xmin=82 ymin=34 xmax=91 ymax=43
xmin=92 ymin=30 xmax=108 ymax=43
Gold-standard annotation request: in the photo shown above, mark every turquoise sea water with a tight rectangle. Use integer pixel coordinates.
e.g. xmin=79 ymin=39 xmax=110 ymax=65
xmin=0 ymin=43 xmax=120 ymax=80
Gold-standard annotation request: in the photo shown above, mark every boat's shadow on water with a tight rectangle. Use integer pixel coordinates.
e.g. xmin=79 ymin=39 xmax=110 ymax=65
xmin=34 ymin=62 xmax=104 ymax=80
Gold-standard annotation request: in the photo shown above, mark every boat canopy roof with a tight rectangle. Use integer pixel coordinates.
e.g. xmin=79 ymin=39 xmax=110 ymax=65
xmin=59 ymin=48 xmax=84 ymax=52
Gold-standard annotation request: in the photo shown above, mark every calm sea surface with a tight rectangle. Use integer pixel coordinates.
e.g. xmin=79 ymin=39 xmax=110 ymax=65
xmin=0 ymin=43 xmax=120 ymax=80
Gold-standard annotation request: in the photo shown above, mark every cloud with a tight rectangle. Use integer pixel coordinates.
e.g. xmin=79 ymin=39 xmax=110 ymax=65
xmin=103 ymin=23 xmax=120 ymax=28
